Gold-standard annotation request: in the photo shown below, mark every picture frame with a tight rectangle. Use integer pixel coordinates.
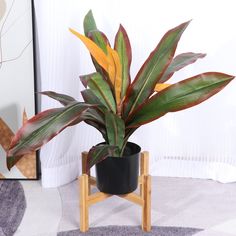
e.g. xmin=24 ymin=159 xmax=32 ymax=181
xmin=0 ymin=0 xmax=39 ymax=180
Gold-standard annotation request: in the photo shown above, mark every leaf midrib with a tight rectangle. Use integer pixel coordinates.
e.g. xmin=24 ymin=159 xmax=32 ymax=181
xmin=128 ymin=31 xmax=181 ymax=116
xmin=159 ymin=78 xmax=229 ymax=107
xmin=90 ymin=79 xmax=114 ymax=112
xmin=12 ymin=103 xmax=87 ymax=153
xmin=137 ymin=78 xmax=229 ymax=119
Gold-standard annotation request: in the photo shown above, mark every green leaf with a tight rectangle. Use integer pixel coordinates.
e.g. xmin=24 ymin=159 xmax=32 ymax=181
xmin=85 ymin=120 xmax=108 ymax=142
xmin=83 ymin=108 xmax=105 ymax=125
xmin=81 ymin=89 xmax=108 ymax=115
xmin=119 ymin=127 xmax=137 ymax=155
xmin=83 ymin=11 xmax=110 ymax=76
xmin=123 ymin=21 xmax=190 ymax=118
xmin=7 ymin=155 xmax=23 ymax=171
xmin=127 ymin=72 xmax=234 ymax=127
xmin=105 ymin=111 xmax=125 ymax=151
xmin=86 ymin=144 xmax=119 ymax=171
xmin=87 ymin=73 xmax=116 ymax=113
xmin=80 ymin=73 xmax=96 ymax=88
xmin=81 ymin=88 xmax=102 ymax=104
xmin=40 ymin=91 xmax=77 ymax=106
xmin=159 ymin=52 xmax=206 ymax=83
xmin=80 ymin=93 xmax=106 ymax=139
xmin=88 ymin=30 xmax=109 ymax=54
xmin=114 ymin=24 xmax=132 ymax=98
xmin=83 ymin=10 xmax=97 ymax=36
xmin=7 ymin=102 xmax=92 ymax=168
xmin=40 ymin=90 xmax=104 ymax=127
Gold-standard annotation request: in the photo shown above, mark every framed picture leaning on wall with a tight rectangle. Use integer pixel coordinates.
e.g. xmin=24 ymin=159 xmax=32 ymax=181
xmin=0 ymin=0 xmax=39 ymax=179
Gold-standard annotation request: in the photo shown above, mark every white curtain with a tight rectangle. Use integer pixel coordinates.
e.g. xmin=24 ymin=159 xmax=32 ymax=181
xmin=34 ymin=0 xmax=236 ymax=187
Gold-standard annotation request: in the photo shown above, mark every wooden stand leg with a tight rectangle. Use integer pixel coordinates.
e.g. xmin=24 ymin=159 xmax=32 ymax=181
xmin=79 ymin=174 xmax=89 ymax=232
xmin=142 ymin=175 xmax=151 ymax=231
xmin=81 ymin=152 xmax=91 ymax=194
xmin=140 ymin=151 xmax=151 ymax=232
xmin=140 ymin=151 xmax=149 ymax=176
xmin=140 ymin=151 xmax=149 ymax=196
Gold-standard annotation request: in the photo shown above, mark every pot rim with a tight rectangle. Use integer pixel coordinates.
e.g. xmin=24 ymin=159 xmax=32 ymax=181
xmin=96 ymin=141 xmax=141 ymax=158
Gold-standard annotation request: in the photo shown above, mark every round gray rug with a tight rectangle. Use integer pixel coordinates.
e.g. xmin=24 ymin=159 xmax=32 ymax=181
xmin=0 ymin=181 xmax=26 ymax=236
xmin=57 ymin=225 xmax=203 ymax=236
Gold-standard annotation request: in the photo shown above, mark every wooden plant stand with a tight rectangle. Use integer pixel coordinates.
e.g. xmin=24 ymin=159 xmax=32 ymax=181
xmin=79 ymin=151 xmax=152 ymax=232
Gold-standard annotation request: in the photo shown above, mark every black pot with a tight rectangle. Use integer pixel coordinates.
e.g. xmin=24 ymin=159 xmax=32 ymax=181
xmin=95 ymin=142 xmax=141 ymax=195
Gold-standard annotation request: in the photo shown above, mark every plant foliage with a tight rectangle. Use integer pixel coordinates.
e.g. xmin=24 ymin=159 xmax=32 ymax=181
xmin=6 ymin=10 xmax=234 ymax=171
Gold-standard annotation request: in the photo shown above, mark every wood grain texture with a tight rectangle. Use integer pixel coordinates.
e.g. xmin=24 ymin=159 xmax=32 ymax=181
xmin=140 ymin=151 xmax=149 ymax=175
xmin=79 ymin=175 xmax=89 ymax=232
xmin=119 ymin=193 xmax=143 ymax=206
xmin=142 ymin=175 xmax=151 ymax=232
xmin=140 ymin=151 xmax=149 ymax=196
xmin=88 ymin=192 xmax=111 ymax=206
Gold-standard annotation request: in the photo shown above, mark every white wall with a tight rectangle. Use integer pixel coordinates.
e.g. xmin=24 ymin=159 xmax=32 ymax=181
xmin=34 ymin=0 xmax=236 ymax=186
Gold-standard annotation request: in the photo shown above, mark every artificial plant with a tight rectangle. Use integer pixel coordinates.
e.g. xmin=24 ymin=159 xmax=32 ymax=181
xmin=6 ymin=10 xmax=234 ymax=171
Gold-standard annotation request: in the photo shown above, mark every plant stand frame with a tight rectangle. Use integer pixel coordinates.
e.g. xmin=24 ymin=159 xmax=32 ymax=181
xmin=79 ymin=151 xmax=151 ymax=232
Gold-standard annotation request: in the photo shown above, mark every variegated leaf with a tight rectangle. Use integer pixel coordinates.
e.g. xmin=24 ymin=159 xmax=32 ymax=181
xmin=127 ymin=72 xmax=234 ymax=127
xmin=106 ymin=45 xmax=122 ymax=105
xmin=105 ymin=111 xmax=125 ymax=150
xmin=86 ymin=144 xmax=119 ymax=171
xmin=123 ymin=21 xmax=190 ymax=118
xmin=159 ymin=52 xmax=206 ymax=83
xmin=7 ymin=102 xmax=92 ymax=169
xmin=86 ymin=73 xmax=116 ymax=113
xmin=114 ymin=24 xmax=132 ymax=99
xmin=83 ymin=10 xmax=97 ymax=36
xmin=40 ymin=91 xmax=77 ymax=106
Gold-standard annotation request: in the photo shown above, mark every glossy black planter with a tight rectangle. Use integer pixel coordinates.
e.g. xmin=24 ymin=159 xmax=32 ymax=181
xmin=95 ymin=142 xmax=141 ymax=195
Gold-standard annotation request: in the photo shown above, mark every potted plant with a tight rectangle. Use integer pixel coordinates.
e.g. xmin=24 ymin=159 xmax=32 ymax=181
xmin=6 ymin=11 xmax=234 ymax=194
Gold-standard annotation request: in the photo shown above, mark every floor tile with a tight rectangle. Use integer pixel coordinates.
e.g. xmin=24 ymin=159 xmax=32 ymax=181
xmin=15 ymin=181 xmax=62 ymax=236
xmin=195 ymin=229 xmax=235 ymax=236
xmin=211 ymin=219 xmax=236 ymax=235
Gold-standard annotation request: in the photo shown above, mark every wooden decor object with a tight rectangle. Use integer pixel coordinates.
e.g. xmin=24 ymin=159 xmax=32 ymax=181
xmin=79 ymin=151 xmax=151 ymax=232
xmin=0 ymin=114 xmax=37 ymax=179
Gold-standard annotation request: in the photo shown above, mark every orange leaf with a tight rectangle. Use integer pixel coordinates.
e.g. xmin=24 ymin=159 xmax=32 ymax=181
xmin=107 ymin=46 xmax=122 ymax=105
xmin=69 ymin=28 xmax=109 ymax=71
xmin=154 ymin=83 xmax=171 ymax=92
xmin=112 ymin=51 xmax=122 ymax=105
xmin=106 ymin=45 xmax=116 ymax=85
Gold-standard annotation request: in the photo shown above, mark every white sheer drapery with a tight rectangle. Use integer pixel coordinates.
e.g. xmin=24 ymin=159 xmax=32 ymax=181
xmin=34 ymin=0 xmax=236 ymax=187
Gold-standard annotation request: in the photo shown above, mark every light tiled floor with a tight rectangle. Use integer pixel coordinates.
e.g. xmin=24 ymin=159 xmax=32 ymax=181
xmin=15 ymin=181 xmax=61 ymax=236
xmin=16 ymin=177 xmax=236 ymax=236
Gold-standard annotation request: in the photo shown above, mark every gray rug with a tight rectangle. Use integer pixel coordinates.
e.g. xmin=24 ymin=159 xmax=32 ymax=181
xmin=57 ymin=225 xmax=203 ymax=236
xmin=0 ymin=181 xmax=26 ymax=236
